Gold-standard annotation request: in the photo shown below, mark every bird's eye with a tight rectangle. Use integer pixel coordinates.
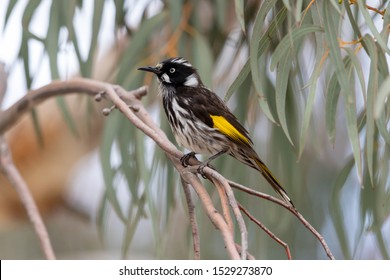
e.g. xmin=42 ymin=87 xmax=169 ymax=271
xmin=169 ymin=68 xmax=175 ymax=73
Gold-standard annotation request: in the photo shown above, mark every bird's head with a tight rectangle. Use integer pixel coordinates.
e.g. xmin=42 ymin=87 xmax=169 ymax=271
xmin=138 ymin=57 xmax=202 ymax=87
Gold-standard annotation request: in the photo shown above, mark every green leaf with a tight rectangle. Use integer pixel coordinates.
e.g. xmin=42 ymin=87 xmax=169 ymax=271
xmin=294 ymin=0 xmax=303 ymax=23
xmin=114 ymin=0 xmax=126 ymax=27
xmin=100 ymin=112 xmax=126 ymax=222
xmin=330 ymin=157 xmax=355 ymax=259
xmin=215 ymin=0 xmax=227 ymax=29
xmin=282 ymin=0 xmax=292 ymax=11
xmin=376 ymin=108 xmax=390 ymax=146
xmin=225 ymin=5 xmax=287 ymax=103
xmin=46 ymin=0 xmax=61 ymax=79
xmin=374 ymin=75 xmax=390 ymax=118
xmin=363 ymin=35 xmax=378 ymax=185
xmin=271 ymin=24 xmax=324 ymax=71
xmin=122 ymin=194 xmax=146 ymax=258
xmin=21 ymin=0 xmax=41 ymax=28
xmin=356 ymin=0 xmax=390 ymax=54
xmin=193 ymin=32 xmax=214 ymax=88
xmin=343 ymin=0 xmax=363 ymax=42
xmin=324 ymin=0 xmax=362 ymax=180
xmin=343 ymin=48 xmax=366 ymax=102
xmin=3 ymin=0 xmax=18 ymax=29
xmin=167 ymin=0 xmax=183 ymax=28
xmin=234 ymin=0 xmax=245 ymax=33
xmin=275 ymin=54 xmax=294 ymax=146
xmin=298 ymin=50 xmax=325 ymax=159
xmin=117 ymin=120 xmax=139 ymax=199
xmin=56 ymin=96 xmax=80 ymax=137
xmin=325 ymin=70 xmax=341 ymax=145
xmin=249 ymin=1 xmax=286 ymax=123
xmin=224 ymin=59 xmax=250 ymax=102
xmin=117 ymin=12 xmax=167 ymax=84
xmin=85 ymin=0 xmax=105 ymax=76
xmin=30 ymin=108 xmax=44 ymax=147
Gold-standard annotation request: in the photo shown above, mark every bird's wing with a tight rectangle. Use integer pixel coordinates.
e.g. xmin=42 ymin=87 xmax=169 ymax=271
xmin=179 ymin=86 xmax=253 ymax=146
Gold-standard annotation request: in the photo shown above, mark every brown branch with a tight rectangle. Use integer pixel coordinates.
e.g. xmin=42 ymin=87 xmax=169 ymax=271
xmin=229 ymin=180 xmax=335 ymax=260
xmin=181 ymin=178 xmax=200 ymax=260
xmin=187 ymin=166 xmax=248 ymax=260
xmin=0 ymin=64 xmax=56 ymax=260
xmin=180 ymin=170 xmax=240 ymax=259
xmin=0 ymin=137 xmax=56 ymax=259
xmin=239 ymin=203 xmax=292 ymax=260
xmin=213 ymin=176 xmax=234 ymax=233
xmin=0 ymin=78 xmax=105 ymax=134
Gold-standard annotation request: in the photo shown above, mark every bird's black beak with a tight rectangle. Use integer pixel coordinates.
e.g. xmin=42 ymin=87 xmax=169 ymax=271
xmin=137 ymin=66 xmax=160 ymax=74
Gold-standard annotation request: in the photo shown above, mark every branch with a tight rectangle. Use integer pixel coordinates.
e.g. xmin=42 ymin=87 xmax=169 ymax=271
xmin=0 ymin=138 xmax=56 ymax=259
xmin=186 ymin=165 xmax=248 ymax=260
xmin=0 ymin=78 xmax=107 ymax=134
xmin=181 ymin=178 xmax=200 ymax=260
xmin=0 ymin=64 xmax=55 ymax=259
xmin=238 ymin=203 xmax=292 ymax=260
xmin=228 ymin=180 xmax=335 ymax=260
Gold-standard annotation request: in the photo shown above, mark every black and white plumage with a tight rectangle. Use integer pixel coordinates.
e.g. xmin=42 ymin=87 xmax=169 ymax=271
xmin=138 ymin=57 xmax=294 ymax=207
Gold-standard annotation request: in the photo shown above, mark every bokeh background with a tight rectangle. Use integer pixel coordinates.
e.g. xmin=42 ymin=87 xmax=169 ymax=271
xmin=0 ymin=0 xmax=389 ymax=259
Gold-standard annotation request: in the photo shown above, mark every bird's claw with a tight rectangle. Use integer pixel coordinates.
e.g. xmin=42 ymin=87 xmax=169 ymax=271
xmin=180 ymin=152 xmax=196 ymax=167
xmin=197 ymin=162 xmax=215 ymax=179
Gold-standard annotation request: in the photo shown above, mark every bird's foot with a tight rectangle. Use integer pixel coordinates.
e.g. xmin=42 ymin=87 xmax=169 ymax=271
xmin=180 ymin=152 xmax=197 ymax=167
xmin=197 ymin=161 xmax=215 ymax=179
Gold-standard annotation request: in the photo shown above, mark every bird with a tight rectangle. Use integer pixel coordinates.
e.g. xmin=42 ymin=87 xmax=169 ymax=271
xmin=138 ymin=57 xmax=294 ymax=207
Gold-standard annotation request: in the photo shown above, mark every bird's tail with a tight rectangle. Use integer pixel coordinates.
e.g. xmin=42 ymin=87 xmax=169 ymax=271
xmin=252 ymin=157 xmax=294 ymax=207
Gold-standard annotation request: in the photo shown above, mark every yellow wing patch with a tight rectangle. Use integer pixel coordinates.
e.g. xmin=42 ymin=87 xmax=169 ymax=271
xmin=210 ymin=115 xmax=250 ymax=145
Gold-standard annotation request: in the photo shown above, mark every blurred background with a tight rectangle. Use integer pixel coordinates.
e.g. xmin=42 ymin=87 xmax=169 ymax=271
xmin=0 ymin=0 xmax=389 ymax=259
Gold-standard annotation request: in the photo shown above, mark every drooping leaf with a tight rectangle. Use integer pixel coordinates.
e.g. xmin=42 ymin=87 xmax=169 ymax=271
xmin=275 ymin=53 xmax=294 ymax=146
xmin=249 ymin=2 xmax=287 ymax=123
xmin=3 ymin=0 xmax=19 ymax=29
xmin=356 ymin=0 xmax=390 ymax=54
xmin=363 ymin=35 xmax=379 ymax=185
xmin=85 ymin=0 xmax=105 ymax=76
xmin=374 ymin=76 xmax=390 ymax=118
xmin=271 ymin=24 xmax=324 ymax=71
xmin=324 ymin=0 xmax=362 ymax=181
xmin=298 ymin=49 xmax=326 ymax=159
xmin=193 ymin=32 xmax=214 ymax=88
xmin=117 ymin=12 xmax=167 ymax=84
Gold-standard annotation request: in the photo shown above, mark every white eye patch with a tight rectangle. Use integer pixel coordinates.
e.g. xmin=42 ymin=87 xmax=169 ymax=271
xmin=161 ymin=73 xmax=171 ymax=83
xmin=184 ymin=74 xmax=199 ymax=87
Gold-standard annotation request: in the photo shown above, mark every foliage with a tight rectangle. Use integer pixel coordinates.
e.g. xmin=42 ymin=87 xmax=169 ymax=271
xmin=3 ymin=0 xmax=390 ymax=259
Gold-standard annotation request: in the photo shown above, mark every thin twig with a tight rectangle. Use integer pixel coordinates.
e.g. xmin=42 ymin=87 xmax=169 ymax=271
xmin=181 ymin=177 xmax=200 ymax=260
xmin=180 ymin=170 xmax=240 ymax=259
xmin=238 ymin=203 xmax=292 ymax=260
xmin=188 ymin=166 xmax=248 ymax=260
xmin=229 ymin=180 xmax=335 ymax=260
xmin=0 ymin=138 xmax=56 ymax=259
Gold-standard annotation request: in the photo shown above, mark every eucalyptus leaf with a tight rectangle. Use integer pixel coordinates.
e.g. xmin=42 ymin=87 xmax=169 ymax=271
xmin=324 ymin=0 xmax=362 ymax=180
